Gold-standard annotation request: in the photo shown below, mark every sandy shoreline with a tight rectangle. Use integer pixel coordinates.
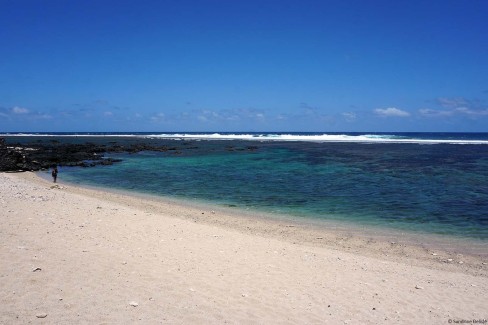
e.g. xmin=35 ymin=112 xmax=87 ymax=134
xmin=1 ymin=172 xmax=487 ymax=324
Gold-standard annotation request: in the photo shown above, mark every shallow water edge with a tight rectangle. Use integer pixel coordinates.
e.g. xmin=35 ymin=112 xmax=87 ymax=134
xmin=37 ymin=169 xmax=488 ymax=261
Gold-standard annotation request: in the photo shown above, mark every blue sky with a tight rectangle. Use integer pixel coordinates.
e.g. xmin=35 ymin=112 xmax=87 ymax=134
xmin=1 ymin=0 xmax=487 ymax=132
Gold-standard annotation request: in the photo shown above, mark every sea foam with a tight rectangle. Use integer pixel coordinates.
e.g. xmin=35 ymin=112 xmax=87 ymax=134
xmin=2 ymin=132 xmax=488 ymax=144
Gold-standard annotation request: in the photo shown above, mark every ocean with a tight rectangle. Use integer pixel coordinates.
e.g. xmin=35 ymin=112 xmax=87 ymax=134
xmin=4 ymin=132 xmax=488 ymax=241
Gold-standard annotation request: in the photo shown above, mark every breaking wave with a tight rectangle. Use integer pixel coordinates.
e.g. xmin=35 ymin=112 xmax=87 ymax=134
xmin=2 ymin=132 xmax=488 ymax=144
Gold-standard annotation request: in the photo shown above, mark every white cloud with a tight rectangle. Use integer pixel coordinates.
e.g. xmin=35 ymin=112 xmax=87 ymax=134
xmin=12 ymin=106 xmax=29 ymax=114
xmin=419 ymin=108 xmax=454 ymax=117
xmin=342 ymin=112 xmax=357 ymax=121
xmin=197 ymin=114 xmax=208 ymax=122
xmin=454 ymin=107 xmax=488 ymax=116
xmin=419 ymin=98 xmax=488 ymax=118
xmin=437 ymin=97 xmax=468 ymax=109
xmin=195 ymin=108 xmax=265 ymax=123
xmin=35 ymin=113 xmax=53 ymax=120
xmin=374 ymin=107 xmax=410 ymax=117
xmin=197 ymin=110 xmax=219 ymax=122
xmin=150 ymin=113 xmax=166 ymax=122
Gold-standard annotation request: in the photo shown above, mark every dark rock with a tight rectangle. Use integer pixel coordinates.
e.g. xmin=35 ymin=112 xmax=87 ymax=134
xmin=0 ymin=138 xmax=26 ymax=171
xmin=0 ymin=137 xmax=258 ymax=172
xmin=0 ymin=137 xmax=116 ymax=171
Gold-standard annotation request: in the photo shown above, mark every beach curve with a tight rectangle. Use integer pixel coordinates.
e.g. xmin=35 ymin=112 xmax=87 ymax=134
xmin=1 ymin=172 xmax=487 ymax=324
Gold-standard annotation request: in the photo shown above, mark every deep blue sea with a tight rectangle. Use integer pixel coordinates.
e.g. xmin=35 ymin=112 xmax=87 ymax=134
xmin=5 ymin=132 xmax=488 ymax=241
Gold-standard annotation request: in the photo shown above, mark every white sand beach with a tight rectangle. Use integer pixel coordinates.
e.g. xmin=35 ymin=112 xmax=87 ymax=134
xmin=1 ymin=172 xmax=487 ymax=324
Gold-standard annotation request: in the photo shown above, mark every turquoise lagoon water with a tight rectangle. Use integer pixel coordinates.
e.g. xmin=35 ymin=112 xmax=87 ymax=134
xmin=21 ymin=133 xmax=487 ymax=241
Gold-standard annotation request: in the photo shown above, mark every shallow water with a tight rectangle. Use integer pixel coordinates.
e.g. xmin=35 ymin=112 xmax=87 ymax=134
xmin=38 ymin=137 xmax=488 ymax=241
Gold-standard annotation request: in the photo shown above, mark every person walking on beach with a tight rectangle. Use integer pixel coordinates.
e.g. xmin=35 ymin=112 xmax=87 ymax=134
xmin=51 ymin=165 xmax=58 ymax=183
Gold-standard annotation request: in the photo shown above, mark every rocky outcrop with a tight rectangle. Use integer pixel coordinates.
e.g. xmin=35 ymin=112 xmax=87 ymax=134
xmin=0 ymin=137 xmax=258 ymax=172
xmin=0 ymin=138 xmax=122 ymax=172
xmin=0 ymin=138 xmax=203 ymax=172
xmin=0 ymin=138 xmax=26 ymax=171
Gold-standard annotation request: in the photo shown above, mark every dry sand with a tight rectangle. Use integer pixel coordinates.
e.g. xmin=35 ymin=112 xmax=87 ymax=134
xmin=1 ymin=172 xmax=487 ymax=324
